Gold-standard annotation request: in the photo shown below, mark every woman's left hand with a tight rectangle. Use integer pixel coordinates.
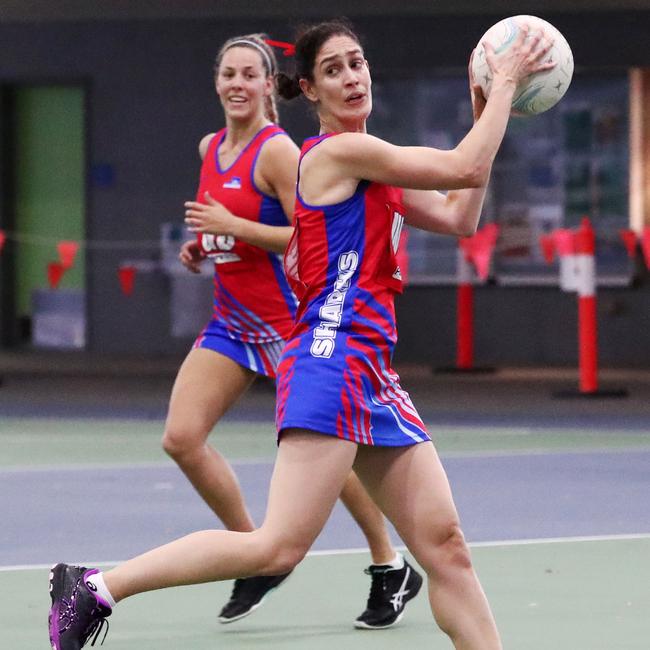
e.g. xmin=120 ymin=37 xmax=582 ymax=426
xmin=184 ymin=192 xmax=240 ymax=235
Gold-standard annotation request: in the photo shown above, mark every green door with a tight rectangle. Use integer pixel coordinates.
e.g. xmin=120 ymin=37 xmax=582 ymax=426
xmin=12 ymin=85 xmax=86 ymax=340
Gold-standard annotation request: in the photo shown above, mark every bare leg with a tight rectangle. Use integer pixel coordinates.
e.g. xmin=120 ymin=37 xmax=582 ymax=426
xmin=104 ymin=430 xmax=358 ymax=602
xmin=162 ymin=348 xmax=256 ymax=532
xmin=354 ymin=442 xmax=502 ymax=650
xmin=339 ymin=471 xmax=395 ymax=564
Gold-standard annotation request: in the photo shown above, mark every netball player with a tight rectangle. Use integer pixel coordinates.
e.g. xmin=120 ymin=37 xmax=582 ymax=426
xmin=166 ymin=33 xmax=420 ymax=627
xmin=49 ymin=19 xmax=553 ymax=649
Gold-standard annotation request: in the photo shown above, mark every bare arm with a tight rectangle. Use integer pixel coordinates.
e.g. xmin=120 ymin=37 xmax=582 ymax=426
xmin=176 ymin=133 xmax=218 ymax=274
xmin=400 ymin=52 xmax=492 ymax=238
xmin=402 ymin=186 xmax=488 ymax=237
xmin=300 ymin=25 xmax=554 ymax=205
xmin=323 ymin=81 xmax=520 ymax=191
xmin=185 ymin=134 xmax=299 ymax=254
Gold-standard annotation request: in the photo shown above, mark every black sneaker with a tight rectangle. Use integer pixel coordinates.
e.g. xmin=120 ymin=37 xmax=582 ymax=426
xmin=218 ymin=572 xmax=292 ymax=623
xmin=48 ymin=563 xmax=112 ymax=649
xmin=354 ymin=559 xmax=423 ymax=629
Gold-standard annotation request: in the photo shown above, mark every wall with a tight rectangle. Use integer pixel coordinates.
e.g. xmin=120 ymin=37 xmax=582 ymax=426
xmin=0 ymin=11 xmax=648 ymax=362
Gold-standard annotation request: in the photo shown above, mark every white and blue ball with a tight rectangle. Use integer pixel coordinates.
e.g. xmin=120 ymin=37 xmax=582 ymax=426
xmin=470 ymin=15 xmax=574 ymax=115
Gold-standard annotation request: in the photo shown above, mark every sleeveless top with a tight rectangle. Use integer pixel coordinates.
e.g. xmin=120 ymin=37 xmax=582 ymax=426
xmin=195 ymin=124 xmax=297 ymax=343
xmin=284 ymin=133 xmax=405 ymax=352
xmin=275 ymin=134 xmax=428 ymax=446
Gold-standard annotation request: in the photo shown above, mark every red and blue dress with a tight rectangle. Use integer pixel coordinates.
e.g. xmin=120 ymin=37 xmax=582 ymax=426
xmin=276 ymin=134 xmax=430 ymax=446
xmin=194 ymin=124 xmax=297 ymax=378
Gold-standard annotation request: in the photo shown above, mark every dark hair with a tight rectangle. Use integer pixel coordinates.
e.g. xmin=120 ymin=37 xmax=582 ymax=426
xmin=214 ymin=33 xmax=280 ymax=123
xmin=276 ymin=19 xmax=361 ymax=100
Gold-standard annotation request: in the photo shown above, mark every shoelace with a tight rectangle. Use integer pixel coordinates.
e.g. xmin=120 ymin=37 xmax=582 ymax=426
xmin=363 ymin=568 xmax=388 ymax=609
xmin=82 ymin=616 xmax=110 ymax=647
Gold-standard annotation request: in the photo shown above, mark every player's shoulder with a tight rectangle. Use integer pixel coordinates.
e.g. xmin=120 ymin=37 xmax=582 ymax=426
xmin=316 ymin=133 xmax=384 ymax=157
xmin=198 ymin=132 xmax=219 ymax=160
xmin=260 ymin=128 xmax=299 ymax=155
xmin=257 ymin=129 xmax=300 ymax=168
xmin=311 ymin=132 xmax=387 ymax=165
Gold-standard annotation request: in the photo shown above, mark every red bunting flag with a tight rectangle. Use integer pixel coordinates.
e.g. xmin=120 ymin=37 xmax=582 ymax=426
xmin=0 ymin=230 xmax=5 ymax=253
xmin=47 ymin=262 xmax=65 ymax=289
xmin=118 ymin=265 xmax=136 ymax=296
xmin=459 ymin=223 xmax=500 ymax=281
xmin=483 ymin=222 xmax=499 ymax=247
xmin=551 ymin=228 xmax=575 ymax=256
xmin=57 ymin=240 xmax=79 ymax=269
xmin=619 ymin=229 xmax=637 ymax=258
xmin=642 ymin=227 xmax=650 ymax=271
xmin=539 ymin=234 xmax=556 ymax=264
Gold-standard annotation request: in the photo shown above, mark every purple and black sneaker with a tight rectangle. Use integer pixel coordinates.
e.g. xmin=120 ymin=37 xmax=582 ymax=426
xmin=48 ymin=564 xmax=112 ymax=649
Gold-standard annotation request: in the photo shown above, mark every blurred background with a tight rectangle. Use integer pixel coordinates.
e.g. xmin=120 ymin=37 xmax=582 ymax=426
xmin=0 ymin=0 xmax=648 ymax=371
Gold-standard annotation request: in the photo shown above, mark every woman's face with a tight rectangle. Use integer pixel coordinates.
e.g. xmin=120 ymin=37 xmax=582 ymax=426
xmin=301 ymin=34 xmax=372 ymax=128
xmin=216 ymin=46 xmax=273 ymax=123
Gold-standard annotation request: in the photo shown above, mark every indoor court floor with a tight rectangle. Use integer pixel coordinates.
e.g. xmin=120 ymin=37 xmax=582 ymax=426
xmin=1 ymin=356 xmax=649 ymax=648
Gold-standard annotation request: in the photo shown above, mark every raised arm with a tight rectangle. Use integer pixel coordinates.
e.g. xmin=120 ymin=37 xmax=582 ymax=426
xmin=400 ymin=51 xmax=495 ymax=238
xmin=299 ymin=24 xmax=554 ymax=206
xmin=401 ymin=187 xmax=488 ymax=237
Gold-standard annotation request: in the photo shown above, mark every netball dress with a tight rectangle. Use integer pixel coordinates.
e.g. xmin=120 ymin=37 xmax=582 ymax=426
xmin=194 ymin=124 xmax=297 ymax=377
xmin=276 ymin=134 xmax=430 ymax=446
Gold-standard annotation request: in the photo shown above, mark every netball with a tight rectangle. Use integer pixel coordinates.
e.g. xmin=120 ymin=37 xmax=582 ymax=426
xmin=471 ymin=15 xmax=574 ymax=115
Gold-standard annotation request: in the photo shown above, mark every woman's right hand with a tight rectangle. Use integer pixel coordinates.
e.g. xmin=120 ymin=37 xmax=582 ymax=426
xmin=179 ymin=240 xmax=204 ymax=274
xmin=468 ymin=50 xmax=487 ymax=122
xmin=484 ymin=20 xmax=555 ymax=89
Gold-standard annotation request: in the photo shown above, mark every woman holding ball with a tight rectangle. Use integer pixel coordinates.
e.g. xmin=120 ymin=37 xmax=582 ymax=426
xmin=49 ymin=18 xmax=553 ymax=650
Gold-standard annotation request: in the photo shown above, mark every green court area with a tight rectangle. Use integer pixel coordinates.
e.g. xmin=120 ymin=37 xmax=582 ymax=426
xmin=3 ymin=417 xmax=650 ymax=467
xmin=3 ymin=538 xmax=649 ymax=649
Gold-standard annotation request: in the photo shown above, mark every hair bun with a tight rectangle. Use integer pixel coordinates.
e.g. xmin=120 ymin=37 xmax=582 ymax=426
xmin=276 ymin=72 xmax=302 ymax=100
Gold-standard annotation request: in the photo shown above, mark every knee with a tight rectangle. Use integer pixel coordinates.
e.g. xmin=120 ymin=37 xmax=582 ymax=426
xmin=161 ymin=423 xmax=205 ymax=461
xmin=256 ymin=537 xmax=309 ymax=576
xmin=438 ymin=524 xmax=473 ymax=570
xmin=420 ymin=523 xmax=473 ymax=578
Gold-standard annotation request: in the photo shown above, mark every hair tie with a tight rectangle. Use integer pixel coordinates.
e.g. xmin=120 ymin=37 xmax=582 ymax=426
xmin=264 ymin=39 xmax=296 ymax=57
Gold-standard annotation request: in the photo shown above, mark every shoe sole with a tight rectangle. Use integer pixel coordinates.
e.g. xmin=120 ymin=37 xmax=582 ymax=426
xmin=354 ymin=611 xmax=405 ymax=630
xmin=353 ymin=567 xmax=424 ymax=631
xmin=218 ymin=596 xmax=267 ymax=624
xmin=217 ymin=575 xmax=291 ymax=625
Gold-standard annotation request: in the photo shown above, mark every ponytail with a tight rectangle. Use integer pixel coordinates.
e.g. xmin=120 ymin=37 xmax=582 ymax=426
xmin=264 ymin=94 xmax=279 ymax=123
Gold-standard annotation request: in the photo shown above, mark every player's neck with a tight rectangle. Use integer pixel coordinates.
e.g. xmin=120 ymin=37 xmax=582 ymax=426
xmin=319 ymin=114 xmax=366 ymax=135
xmin=224 ymin=116 xmax=270 ymax=148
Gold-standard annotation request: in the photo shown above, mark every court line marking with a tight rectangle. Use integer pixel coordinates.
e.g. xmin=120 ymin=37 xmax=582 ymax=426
xmin=3 ymin=445 xmax=650 ymax=474
xmin=2 ymin=533 xmax=649 ymax=573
